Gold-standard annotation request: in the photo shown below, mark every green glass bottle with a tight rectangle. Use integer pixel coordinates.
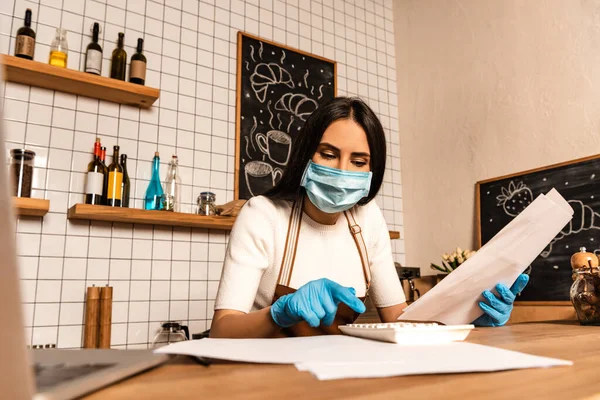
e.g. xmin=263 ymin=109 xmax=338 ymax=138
xmin=129 ymin=38 xmax=146 ymax=85
xmin=120 ymin=154 xmax=130 ymax=207
xmin=110 ymin=32 xmax=127 ymax=80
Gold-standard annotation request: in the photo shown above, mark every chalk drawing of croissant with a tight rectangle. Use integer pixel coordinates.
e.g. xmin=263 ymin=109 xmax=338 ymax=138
xmin=250 ymin=63 xmax=295 ymax=103
xmin=274 ymin=93 xmax=319 ymax=121
xmin=496 ymin=181 xmax=600 ymax=258
xmin=540 ymin=200 xmax=600 ymax=258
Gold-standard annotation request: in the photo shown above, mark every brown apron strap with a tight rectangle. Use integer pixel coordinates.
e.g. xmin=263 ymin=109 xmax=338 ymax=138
xmin=278 ymin=198 xmax=371 ymax=291
xmin=344 ymin=208 xmax=371 ymax=291
xmin=277 ymin=198 xmax=304 ymax=287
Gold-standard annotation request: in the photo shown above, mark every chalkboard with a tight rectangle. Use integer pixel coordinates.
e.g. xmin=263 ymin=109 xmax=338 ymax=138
xmin=235 ymin=32 xmax=336 ymax=200
xmin=476 ymin=155 xmax=600 ymax=302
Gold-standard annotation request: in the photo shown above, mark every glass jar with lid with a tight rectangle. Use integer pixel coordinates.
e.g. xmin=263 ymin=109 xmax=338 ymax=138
xmin=570 ymin=247 xmax=600 ymax=325
xmin=10 ymin=149 xmax=35 ymax=198
xmin=197 ymin=191 xmax=217 ymax=216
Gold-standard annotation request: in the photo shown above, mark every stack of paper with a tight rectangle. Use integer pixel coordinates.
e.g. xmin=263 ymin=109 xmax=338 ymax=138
xmin=155 ymin=336 xmax=572 ymax=380
xmin=400 ymin=188 xmax=574 ymax=325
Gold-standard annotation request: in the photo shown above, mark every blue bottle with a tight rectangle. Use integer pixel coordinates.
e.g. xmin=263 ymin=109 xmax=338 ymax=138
xmin=144 ymin=151 xmax=164 ymax=210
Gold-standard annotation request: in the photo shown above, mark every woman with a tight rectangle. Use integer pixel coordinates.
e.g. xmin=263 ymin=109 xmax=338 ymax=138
xmin=211 ymin=97 xmax=528 ymax=338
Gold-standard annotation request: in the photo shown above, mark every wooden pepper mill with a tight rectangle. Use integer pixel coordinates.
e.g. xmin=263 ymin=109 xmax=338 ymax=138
xmin=570 ymin=247 xmax=599 ymax=278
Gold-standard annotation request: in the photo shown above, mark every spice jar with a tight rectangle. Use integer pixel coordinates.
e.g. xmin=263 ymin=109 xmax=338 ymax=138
xmin=570 ymin=247 xmax=600 ymax=325
xmin=197 ymin=192 xmax=217 ymax=216
xmin=10 ymin=149 xmax=35 ymax=198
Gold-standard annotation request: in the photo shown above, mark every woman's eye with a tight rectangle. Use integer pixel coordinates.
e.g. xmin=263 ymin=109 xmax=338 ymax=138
xmin=352 ymin=160 xmax=368 ymax=167
xmin=320 ymin=152 xmax=336 ymax=160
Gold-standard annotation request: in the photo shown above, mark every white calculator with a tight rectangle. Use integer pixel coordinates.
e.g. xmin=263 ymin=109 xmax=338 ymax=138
xmin=338 ymin=322 xmax=475 ymax=344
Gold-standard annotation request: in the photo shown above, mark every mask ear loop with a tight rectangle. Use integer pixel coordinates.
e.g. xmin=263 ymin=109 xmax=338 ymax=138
xmin=299 ymin=160 xmax=312 ymax=188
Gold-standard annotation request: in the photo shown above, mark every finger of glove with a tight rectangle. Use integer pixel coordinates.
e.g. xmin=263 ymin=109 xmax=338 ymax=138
xmin=510 ymin=274 xmax=530 ymax=296
xmin=320 ymin=294 xmax=338 ymax=327
xmin=479 ymin=301 xmax=505 ymax=324
xmin=496 ymin=283 xmax=515 ymax=305
xmin=328 ymin=283 xmax=366 ymax=314
xmin=482 ymin=290 xmax=511 ymax=313
xmin=298 ymin=308 xmax=321 ymax=328
xmin=310 ymin=299 xmax=327 ymax=322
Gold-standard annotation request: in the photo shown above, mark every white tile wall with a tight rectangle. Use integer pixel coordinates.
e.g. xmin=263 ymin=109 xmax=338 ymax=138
xmin=1 ymin=0 xmax=404 ymax=348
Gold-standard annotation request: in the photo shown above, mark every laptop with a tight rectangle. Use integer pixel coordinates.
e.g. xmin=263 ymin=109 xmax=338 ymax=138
xmin=0 ymin=47 xmax=167 ymax=400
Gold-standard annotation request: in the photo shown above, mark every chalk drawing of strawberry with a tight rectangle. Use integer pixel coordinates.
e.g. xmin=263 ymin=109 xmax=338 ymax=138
xmin=496 ymin=181 xmax=534 ymax=217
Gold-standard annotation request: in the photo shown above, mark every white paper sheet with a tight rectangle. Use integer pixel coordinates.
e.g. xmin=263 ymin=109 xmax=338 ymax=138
xmin=399 ymin=188 xmax=574 ymax=325
xmin=155 ymin=336 xmax=571 ymax=380
xmin=296 ymin=342 xmax=572 ymax=380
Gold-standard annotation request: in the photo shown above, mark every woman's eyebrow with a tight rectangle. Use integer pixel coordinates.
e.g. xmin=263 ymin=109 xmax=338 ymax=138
xmin=318 ymin=142 xmax=340 ymax=152
xmin=319 ymin=142 xmax=370 ymax=157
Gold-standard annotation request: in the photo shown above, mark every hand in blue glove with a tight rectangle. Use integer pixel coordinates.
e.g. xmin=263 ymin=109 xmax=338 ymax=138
xmin=472 ymin=274 xmax=530 ymax=327
xmin=270 ymin=278 xmax=366 ymax=328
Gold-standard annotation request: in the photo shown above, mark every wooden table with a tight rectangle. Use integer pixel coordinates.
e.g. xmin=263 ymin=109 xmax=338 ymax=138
xmin=85 ymin=322 xmax=600 ymax=400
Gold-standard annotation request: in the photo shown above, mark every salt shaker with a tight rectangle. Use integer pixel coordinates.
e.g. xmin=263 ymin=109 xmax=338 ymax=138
xmin=570 ymin=247 xmax=600 ymax=325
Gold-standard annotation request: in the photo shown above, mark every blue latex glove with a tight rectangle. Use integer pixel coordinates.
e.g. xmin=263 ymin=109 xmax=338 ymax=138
xmin=270 ymin=278 xmax=366 ymax=328
xmin=472 ymin=274 xmax=530 ymax=327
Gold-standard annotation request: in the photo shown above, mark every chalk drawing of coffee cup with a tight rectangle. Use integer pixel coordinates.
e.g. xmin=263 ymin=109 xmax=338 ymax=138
xmin=245 ymin=160 xmax=283 ymax=197
xmin=256 ymin=130 xmax=292 ymax=166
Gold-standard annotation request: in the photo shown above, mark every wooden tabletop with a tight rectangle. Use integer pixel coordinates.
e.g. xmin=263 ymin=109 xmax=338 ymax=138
xmin=85 ymin=322 xmax=600 ymax=400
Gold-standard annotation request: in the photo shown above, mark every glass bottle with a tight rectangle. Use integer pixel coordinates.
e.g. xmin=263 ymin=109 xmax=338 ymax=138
xmin=120 ymin=154 xmax=130 ymax=208
xmin=162 ymin=155 xmax=181 ymax=212
xmin=197 ymin=192 xmax=217 ymax=216
xmin=110 ymin=32 xmax=127 ymax=80
xmin=570 ymin=247 xmax=600 ymax=325
xmin=106 ymin=146 xmax=123 ymax=207
xmin=85 ymin=22 xmax=103 ymax=75
xmin=49 ymin=28 xmax=68 ymax=68
xmin=84 ymin=138 xmax=105 ymax=205
xmin=129 ymin=38 xmax=146 ymax=85
xmin=100 ymin=146 xmax=108 ymax=204
xmin=144 ymin=152 xmax=164 ymax=210
xmin=15 ymin=9 xmax=36 ymax=60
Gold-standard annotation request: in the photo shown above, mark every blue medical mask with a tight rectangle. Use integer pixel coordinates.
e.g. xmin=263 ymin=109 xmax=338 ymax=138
xmin=300 ymin=160 xmax=372 ymax=214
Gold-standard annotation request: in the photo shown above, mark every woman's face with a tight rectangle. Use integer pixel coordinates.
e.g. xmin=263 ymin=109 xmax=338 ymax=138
xmin=312 ymin=119 xmax=371 ymax=172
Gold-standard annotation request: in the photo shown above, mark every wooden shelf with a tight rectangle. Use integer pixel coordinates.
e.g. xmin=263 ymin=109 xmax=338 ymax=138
xmin=1 ymin=55 xmax=159 ymax=108
xmin=67 ymin=204 xmax=402 ymax=238
xmin=67 ymin=204 xmax=235 ymax=230
xmin=13 ymin=197 xmax=49 ymax=217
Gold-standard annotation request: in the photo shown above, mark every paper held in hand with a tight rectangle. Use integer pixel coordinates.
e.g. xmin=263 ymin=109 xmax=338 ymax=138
xmin=399 ymin=188 xmax=574 ymax=325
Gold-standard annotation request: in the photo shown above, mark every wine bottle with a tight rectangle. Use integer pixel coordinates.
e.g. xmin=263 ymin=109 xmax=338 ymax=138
xmin=84 ymin=138 xmax=105 ymax=205
xmin=110 ymin=32 xmax=127 ymax=80
xmin=120 ymin=154 xmax=130 ymax=208
xmin=163 ymin=155 xmax=181 ymax=212
xmin=85 ymin=23 xmax=102 ymax=75
xmin=106 ymin=146 xmax=124 ymax=207
xmin=144 ymin=152 xmax=164 ymax=210
xmin=100 ymin=146 xmax=108 ymax=204
xmin=49 ymin=28 xmax=68 ymax=68
xmin=129 ymin=38 xmax=147 ymax=85
xmin=15 ymin=9 xmax=36 ymax=60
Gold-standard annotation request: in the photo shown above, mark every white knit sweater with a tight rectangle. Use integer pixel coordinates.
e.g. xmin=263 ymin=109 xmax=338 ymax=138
xmin=214 ymin=195 xmax=406 ymax=313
